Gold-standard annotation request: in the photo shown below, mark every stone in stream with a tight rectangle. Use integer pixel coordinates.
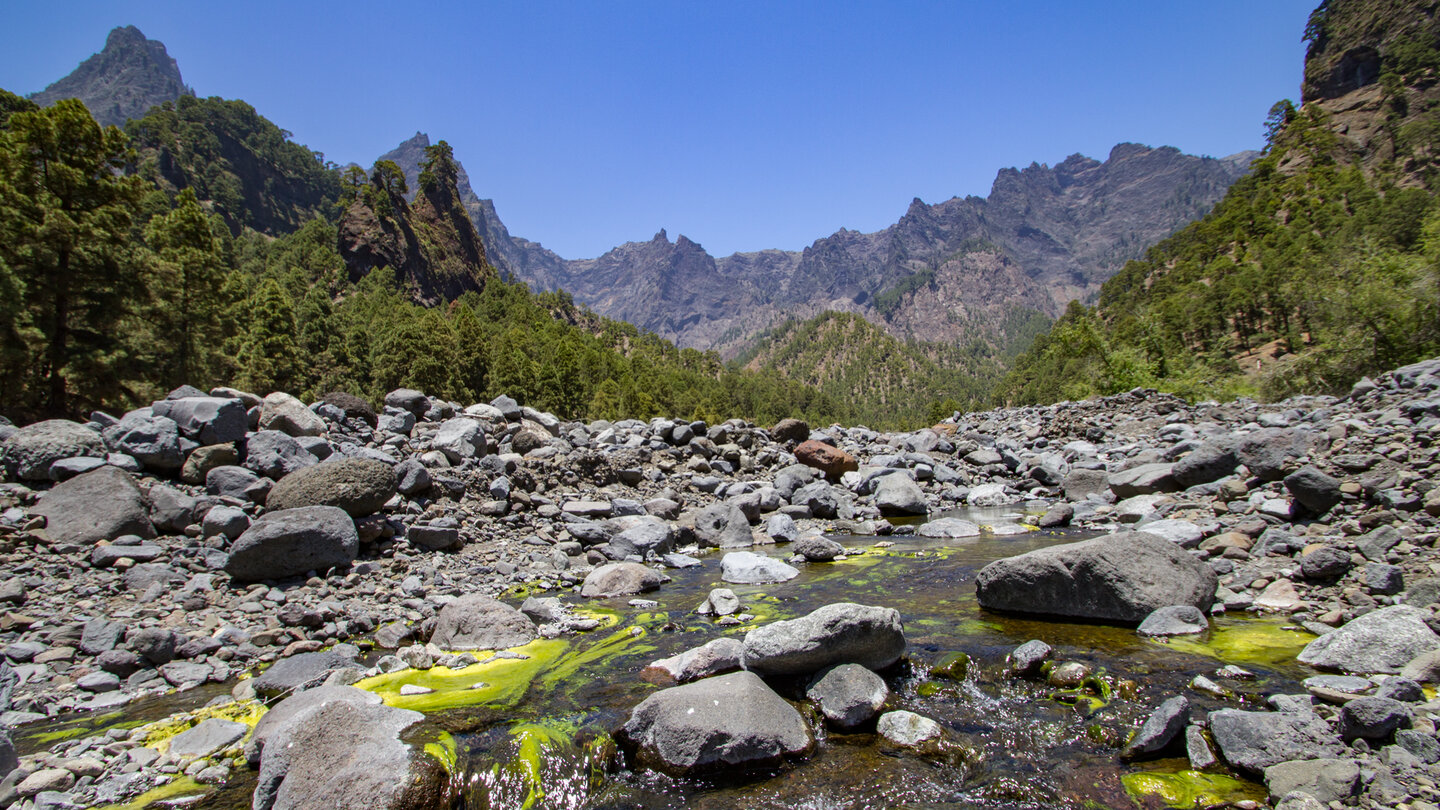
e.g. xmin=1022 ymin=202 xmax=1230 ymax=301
xmin=696 ymin=588 xmax=741 ymax=616
xmin=169 ymin=718 xmax=248 ymax=760
xmin=691 ymin=502 xmax=753 ymax=549
xmin=224 ymin=506 xmax=359 ymax=582
xmin=877 ymin=710 xmax=943 ymax=746
xmin=247 ymin=686 xmax=384 ymax=766
xmin=720 ymin=552 xmax=799 ymax=584
xmin=873 ymin=474 xmax=927 ymax=516
xmin=264 ymin=458 xmax=397 ymax=517
xmin=966 ymin=483 xmax=1015 ymax=507
xmin=1137 ymin=605 xmax=1208 ymax=637
xmin=252 ymin=646 xmax=361 ymax=699
xmin=806 ymin=663 xmax=888 ymax=729
xmin=430 ymin=594 xmax=538 ymax=650
xmin=1120 ymin=695 xmax=1190 ymax=759
xmin=1008 ymin=640 xmax=1052 ymax=676
xmin=621 ymin=670 xmax=813 ymax=775
xmin=1297 ymin=605 xmax=1440 ymax=674
xmin=1036 ymin=503 xmax=1073 ymax=528
xmin=742 ymin=603 xmax=905 ymax=676
xmin=0 ymin=419 xmax=105 ymax=480
xmin=917 ymin=517 xmax=980 ymax=539
xmin=1207 ymin=709 xmax=1347 ymax=775
xmin=974 ymin=531 xmax=1217 ymax=624
xmin=252 ymin=694 xmax=453 ymax=810
xmin=151 ymin=396 xmax=248 ymax=445
xmin=31 ymin=465 xmax=155 ymax=546
xmin=641 ymin=637 xmax=744 ymax=684
xmin=581 ymin=563 xmax=670 ymax=597
xmin=792 ymin=534 xmax=845 ymax=561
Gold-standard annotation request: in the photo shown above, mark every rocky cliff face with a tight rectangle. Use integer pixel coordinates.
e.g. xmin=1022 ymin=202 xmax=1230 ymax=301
xmin=29 ymin=25 xmax=190 ymax=128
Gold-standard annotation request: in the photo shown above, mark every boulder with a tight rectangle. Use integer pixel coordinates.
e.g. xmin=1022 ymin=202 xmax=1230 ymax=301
xmin=102 ymin=412 xmax=182 ymax=471
xmin=182 ymin=443 xmax=240 ymax=485
xmin=252 ymin=646 xmax=361 ymax=698
xmin=975 ymin=531 xmax=1216 ymax=623
xmin=1235 ymin=428 xmax=1313 ymax=481
xmin=1062 ymin=468 xmax=1111 ymax=501
xmin=384 ymin=389 xmax=430 ymax=417
xmin=771 ymin=419 xmax=810 ymax=444
xmin=874 ymin=474 xmax=928 ymax=516
xmin=259 ymin=392 xmax=326 ymax=437
xmin=432 ymin=418 xmax=487 ymax=464
xmin=151 ymin=397 xmax=247 ymax=445
xmin=917 ymin=518 xmax=980 ymax=538
xmin=742 ymin=603 xmax=905 ymax=676
xmin=224 ymin=506 xmax=359 ymax=581
xmin=252 ymin=694 xmax=452 ymax=810
xmin=1107 ymin=463 xmax=1176 ymax=497
xmin=32 ymin=466 xmax=154 ymax=545
xmin=243 ymin=431 xmax=318 ymax=480
xmin=1263 ymin=759 xmax=1360 ymax=805
xmin=581 ymin=563 xmax=670 ymax=597
xmin=1170 ymin=439 xmax=1238 ymax=488
xmin=793 ymin=534 xmax=845 ymax=561
xmin=1137 ymin=605 xmax=1208 ymax=637
xmin=320 ymin=393 xmax=378 ymax=427
xmin=1338 ymin=695 xmax=1412 ymax=740
xmin=1137 ymin=519 xmax=1203 ymax=548
xmin=207 ymin=465 xmax=263 ymax=500
xmin=265 ymin=459 xmax=397 ymax=517
xmin=1297 ymin=605 xmax=1440 ymax=674
xmin=407 ymin=520 xmax=461 ymax=551
xmin=169 ymin=718 xmax=248 ymax=761
xmin=1121 ymin=696 xmax=1190 ymax=759
xmin=806 ymin=663 xmax=888 ymax=729
xmin=621 ymin=670 xmax=813 ymax=775
xmin=720 ymin=552 xmax=800 ymax=584
xmin=966 ymin=482 xmax=1016 ymax=507
xmin=642 ymin=638 xmax=744 ymax=684
xmin=691 ymin=502 xmax=752 ymax=549
xmin=877 ymin=710 xmax=943 ymax=747
xmin=1284 ymin=466 xmax=1342 ymax=514
xmin=246 ymin=685 xmax=382 ymax=766
xmin=1208 ymin=709 xmax=1347 ymax=775
xmin=794 ymin=439 xmax=857 ymax=481
xmin=430 ymin=594 xmax=538 ymax=650
xmin=1 ymin=420 xmax=105 ymax=480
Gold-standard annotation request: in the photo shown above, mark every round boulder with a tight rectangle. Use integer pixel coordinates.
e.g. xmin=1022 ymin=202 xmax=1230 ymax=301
xmin=1 ymin=419 xmax=105 ymax=480
xmin=430 ymin=594 xmax=538 ymax=651
xmin=265 ymin=458 xmax=397 ymax=517
xmin=31 ymin=465 xmax=155 ymax=545
xmin=581 ymin=563 xmax=670 ymax=598
xmin=224 ymin=506 xmax=359 ymax=582
xmin=806 ymin=663 xmax=888 ymax=728
xmin=742 ymin=602 xmax=905 ymax=676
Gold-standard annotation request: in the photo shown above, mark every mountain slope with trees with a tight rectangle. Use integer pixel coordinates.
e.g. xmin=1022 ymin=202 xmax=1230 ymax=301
xmin=997 ymin=0 xmax=1440 ymax=405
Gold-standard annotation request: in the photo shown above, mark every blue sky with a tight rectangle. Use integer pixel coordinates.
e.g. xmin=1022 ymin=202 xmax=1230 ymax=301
xmin=2 ymin=1 xmax=1318 ymax=259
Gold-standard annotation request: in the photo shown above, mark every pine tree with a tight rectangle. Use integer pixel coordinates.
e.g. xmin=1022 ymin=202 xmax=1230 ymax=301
xmin=0 ymin=98 xmax=146 ymax=416
xmin=236 ymin=278 xmax=302 ymax=394
xmin=143 ymin=188 xmax=229 ymax=390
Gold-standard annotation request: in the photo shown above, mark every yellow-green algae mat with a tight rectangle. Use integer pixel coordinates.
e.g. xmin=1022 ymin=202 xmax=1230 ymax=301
xmin=97 ymin=699 xmax=269 ymax=809
xmin=1121 ymin=769 xmax=1265 ymax=808
xmin=1150 ymin=616 xmax=1316 ymax=670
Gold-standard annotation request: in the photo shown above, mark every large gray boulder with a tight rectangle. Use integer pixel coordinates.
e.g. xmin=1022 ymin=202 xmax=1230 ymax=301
xmin=691 ymin=502 xmax=752 ymax=548
xmin=873 ymin=474 xmax=927 ymax=516
xmin=975 ymin=531 xmax=1216 ymax=623
xmin=431 ymin=418 xmax=487 ymax=464
xmin=1235 ymin=428 xmax=1314 ymax=481
xmin=102 ymin=412 xmax=183 ymax=471
xmin=580 ymin=563 xmax=670 ymax=597
xmin=1 ymin=420 xmax=105 ymax=480
xmin=224 ymin=506 xmax=358 ymax=581
xmin=243 ymin=431 xmax=319 ymax=480
xmin=1208 ymin=709 xmax=1347 ymax=775
xmin=430 ymin=594 xmax=537 ymax=650
xmin=1297 ymin=605 xmax=1440 ymax=674
xmin=265 ymin=458 xmax=397 ymax=517
xmin=1107 ymin=463 xmax=1176 ymax=497
xmin=806 ymin=663 xmax=889 ymax=729
xmin=252 ymin=693 xmax=453 ymax=810
xmin=258 ymin=392 xmax=326 ymax=437
xmin=32 ymin=465 xmax=154 ymax=545
xmin=720 ymin=552 xmax=799 ymax=584
xmin=251 ymin=646 xmax=361 ymax=699
xmin=742 ymin=603 xmax=905 ymax=676
xmin=621 ymin=670 xmax=813 ymax=775
xmin=246 ymin=685 xmax=380 ymax=766
xmin=1170 ymin=438 xmax=1238 ymax=488
xmin=151 ymin=396 xmax=248 ymax=445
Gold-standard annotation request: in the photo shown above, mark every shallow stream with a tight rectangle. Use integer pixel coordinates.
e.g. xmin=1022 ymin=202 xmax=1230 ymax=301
xmin=27 ymin=505 xmax=1322 ymax=809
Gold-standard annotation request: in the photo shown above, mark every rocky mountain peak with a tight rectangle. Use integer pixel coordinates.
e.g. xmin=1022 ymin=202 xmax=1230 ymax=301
xmin=30 ymin=25 xmax=190 ymax=128
xmin=652 ymin=229 xmax=670 ymax=243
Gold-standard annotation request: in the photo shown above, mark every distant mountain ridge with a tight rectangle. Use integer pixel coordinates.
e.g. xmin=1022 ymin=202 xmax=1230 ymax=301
xmin=381 ymin=138 xmax=1255 ymax=355
xmin=29 ymin=25 xmax=190 ymax=128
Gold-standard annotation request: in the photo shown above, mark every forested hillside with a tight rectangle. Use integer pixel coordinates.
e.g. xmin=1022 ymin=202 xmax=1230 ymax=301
xmin=998 ymin=0 xmax=1440 ymax=405
xmin=0 ymin=91 xmax=831 ymax=426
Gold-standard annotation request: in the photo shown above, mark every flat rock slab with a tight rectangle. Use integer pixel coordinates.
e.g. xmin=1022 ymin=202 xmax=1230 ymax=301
xmin=621 ymin=670 xmax=813 ymax=775
xmin=975 ymin=531 xmax=1217 ymax=623
xmin=917 ymin=518 xmax=980 ymax=539
xmin=1208 ymin=709 xmax=1347 ymax=775
xmin=32 ymin=465 xmax=155 ymax=546
xmin=169 ymin=718 xmax=248 ymax=760
xmin=1298 ymin=605 xmax=1440 ymax=674
xmin=252 ymin=646 xmax=359 ymax=699
xmin=721 ymin=552 xmax=800 ymax=584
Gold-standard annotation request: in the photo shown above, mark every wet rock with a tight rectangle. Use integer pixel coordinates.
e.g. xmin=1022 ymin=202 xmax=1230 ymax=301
xmin=1137 ymin=605 xmax=1208 ymax=637
xmin=877 ymin=710 xmax=942 ymax=746
xmin=224 ymin=506 xmax=359 ymax=582
xmin=975 ymin=531 xmax=1217 ymax=623
xmin=642 ymin=638 xmax=744 ymax=684
xmin=1009 ymin=640 xmax=1052 ymax=676
xmin=742 ymin=602 xmax=905 ymax=676
xmin=807 ymin=663 xmax=888 ymax=729
xmin=431 ymin=594 xmax=538 ymax=650
xmin=32 ymin=466 xmax=155 ymax=545
xmin=581 ymin=563 xmax=670 ymax=597
xmin=1 ymin=420 xmax=105 ymax=480
xmin=720 ymin=552 xmax=799 ymax=584
xmin=1208 ymin=709 xmax=1347 ymax=774
xmin=1121 ymin=695 xmax=1190 ymax=759
xmin=917 ymin=517 xmax=980 ymax=538
xmin=252 ymin=695 xmax=452 ymax=810
xmin=793 ymin=534 xmax=844 ymax=561
xmin=621 ymin=670 xmax=813 ymax=775
xmin=1036 ymin=503 xmax=1073 ymax=528
xmin=697 ymin=588 xmax=741 ymax=616
xmin=1298 ymin=605 xmax=1440 ymax=674
xmin=170 ymin=718 xmax=248 ymax=760
xmin=265 ymin=458 xmax=397 ymax=517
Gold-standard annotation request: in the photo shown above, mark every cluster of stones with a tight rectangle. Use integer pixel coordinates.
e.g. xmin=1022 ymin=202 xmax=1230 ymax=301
xmin=0 ymin=352 xmax=1434 ymax=806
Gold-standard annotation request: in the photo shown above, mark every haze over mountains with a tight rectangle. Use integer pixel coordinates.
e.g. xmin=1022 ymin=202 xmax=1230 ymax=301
xmin=30 ymin=25 xmax=1254 ymax=362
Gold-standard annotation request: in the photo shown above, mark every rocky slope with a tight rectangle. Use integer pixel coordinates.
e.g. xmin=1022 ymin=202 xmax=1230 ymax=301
xmin=29 ymin=25 xmax=190 ymax=128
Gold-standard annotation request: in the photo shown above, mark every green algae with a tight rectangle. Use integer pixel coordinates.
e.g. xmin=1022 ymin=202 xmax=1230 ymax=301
xmin=1121 ymin=769 xmax=1265 ymax=808
xmin=539 ymin=627 xmax=655 ymax=691
xmin=930 ymin=651 xmax=971 ymax=681
xmin=424 ymin=730 xmax=459 ymax=774
xmin=1157 ymin=617 xmax=1316 ymax=671
xmin=97 ymin=776 xmax=208 ymax=810
xmin=140 ymin=699 xmax=266 ymax=753
xmin=477 ymin=718 xmax=613 ymax=810
xmin=356 ymin=639 xmax=570 ymax=712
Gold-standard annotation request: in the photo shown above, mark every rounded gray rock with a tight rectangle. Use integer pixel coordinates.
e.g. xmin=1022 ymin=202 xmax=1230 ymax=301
xmin=742 ymin=602 xmax=905 ymax=676
xmin=806 ymin=663 xmax=888 ymax=728
xmin=224 ymin=506 xmax=359 ymax=582
xmin=1 ymin=419 xmax=105 ymax=480
xmin=265 ymin=458 xmax=397 ymax=517
xmin=430 ymin=594 xmax=538 ymax=651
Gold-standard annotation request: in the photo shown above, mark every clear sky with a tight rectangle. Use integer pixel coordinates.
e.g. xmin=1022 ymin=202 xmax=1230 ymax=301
xmin=1 ymin=1 xmax=1318 ymax=260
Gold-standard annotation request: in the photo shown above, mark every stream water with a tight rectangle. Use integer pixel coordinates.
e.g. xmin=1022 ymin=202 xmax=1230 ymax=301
xmin=26 ymin=505 xmax=1322 ymax=809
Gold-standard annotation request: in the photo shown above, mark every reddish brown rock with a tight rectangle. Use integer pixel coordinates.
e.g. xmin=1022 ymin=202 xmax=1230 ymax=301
xmin=796 ymin=439 xmax=858 ymax=481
